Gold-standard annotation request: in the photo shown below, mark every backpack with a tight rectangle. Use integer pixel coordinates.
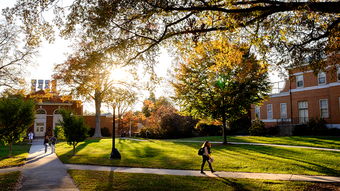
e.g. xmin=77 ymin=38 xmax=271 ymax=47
xmin=198 ymin=148 xmax=204 ymax=156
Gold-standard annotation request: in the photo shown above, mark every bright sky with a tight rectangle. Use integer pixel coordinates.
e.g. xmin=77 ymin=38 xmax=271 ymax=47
xmin=1 ymin=1 xmax=282 ymax=113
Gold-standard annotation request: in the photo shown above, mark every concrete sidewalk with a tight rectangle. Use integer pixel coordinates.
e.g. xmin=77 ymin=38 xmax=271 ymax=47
xmin=165 ymin=139 xmax=340 ymax=152
xmin=21 ymin=139 xmax=78 ymax=191
xmin=66 ymin=164 xmax=340 ymax=183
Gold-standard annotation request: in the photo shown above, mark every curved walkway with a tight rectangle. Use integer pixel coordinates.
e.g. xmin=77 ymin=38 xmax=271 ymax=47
xmin=66 ymin=164 xmax=340 ymax=183
xmin=165 ymin=140 xmax=340 ymax=152
xmin=20 ymin=139 xmax=78 ymax=191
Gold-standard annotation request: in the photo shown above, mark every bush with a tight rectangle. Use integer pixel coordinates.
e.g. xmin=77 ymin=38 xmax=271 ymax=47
xmin=229 ymin=115 xmax=251 ymax=135
xmin=293 ymin=118 xmax=328 ymax=136
xmin=249 ymin=120 xmax=266 ymax=136
xmin=54 ymin=126 xmax=66 ymax=140
xmin=195 ymin=121 xmax=222 ymax=136
xmin=267 ymin=126 xmax=279 ymax=136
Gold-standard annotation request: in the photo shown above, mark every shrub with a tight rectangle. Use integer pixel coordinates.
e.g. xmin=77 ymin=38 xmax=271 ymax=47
xmin=249 ymin=120 xmax=266 ymax=136
xmin=195 ymin=121 xmax=222 ymax=136
xmin=308 ymin=118 xmax=327 ymax=135
xmin=293 ymin=124 xmax=311 ymax=136
xmin=54 ymin=126 xmax=66 ymax=140
xmin=267 ymin=126 xmax=279 ymax=136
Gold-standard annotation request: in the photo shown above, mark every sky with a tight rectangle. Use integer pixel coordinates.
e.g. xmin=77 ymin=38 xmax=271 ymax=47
xmin=1 ymin=1 xmax=282 ymax=113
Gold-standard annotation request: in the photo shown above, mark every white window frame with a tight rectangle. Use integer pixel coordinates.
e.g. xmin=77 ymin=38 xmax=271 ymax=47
xmin=317 ymin=72 xmax=326 ymax=85
xmin=255 ymin=106 xmax=261 ymax=119
xmin=280 ymin=103 xmax=287 ymax=119
xmin=267 ymin=104 xmax=273 ymax=119
xmin=298 ymin=101 xmax=308 ymax=124
xmin=296 ymin=75 xmax=304 ymax=88
xmin=319 ymin=99 xmax=329 ymax=118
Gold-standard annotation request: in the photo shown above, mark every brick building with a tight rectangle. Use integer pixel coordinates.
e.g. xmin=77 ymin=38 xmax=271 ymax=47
xmin=250 ymin=65 xmax=340 ymax=130
xmin=27 ymin=79 xmax=83 ymax=137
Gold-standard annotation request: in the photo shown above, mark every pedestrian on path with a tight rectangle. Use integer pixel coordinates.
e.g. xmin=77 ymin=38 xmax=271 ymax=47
xmin=43 ymin=135 xmax=49 ymax=153
xmin=50 ymin=135 xmax=57 ymax=153
xmin=28 ymin=131 xmax=34 ymax=144
xmin=200 ymin=141 xmax=215 ymax=174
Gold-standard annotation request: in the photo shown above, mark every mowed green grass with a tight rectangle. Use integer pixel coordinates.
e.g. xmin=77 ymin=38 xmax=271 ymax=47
xmin=170 ymin=136 xmax=340 ymax=149
xmin=0 ymin=144 xmax=31 ymax=168
xmin=69 ymin=170 xmax=340 ymax=191
xmin=56 ymin=139 xmax=340 ymax=176
xmin=0 ymin=171 xmax=20 ymax=191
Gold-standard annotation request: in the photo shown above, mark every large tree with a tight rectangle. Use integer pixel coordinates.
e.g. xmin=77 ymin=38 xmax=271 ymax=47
xmin=0 ymin=96 xmax=35 ymax=156
xmin=172 ymin=39 xmax=271 ymax=144
xmin=0 ymin=15 xmax=35 ymax=89
xmin=7 ymin=0 xmax=340 ymax=70
xmin=54 ymin=42 xmax=118 ymax=137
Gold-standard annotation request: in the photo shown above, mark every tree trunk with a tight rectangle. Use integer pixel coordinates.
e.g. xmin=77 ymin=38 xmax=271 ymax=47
xmin=93 ymin=92 xmax=102 ymax=137
xmin=73 ymin=143 xmax=76 ymax=156
xmin=9 ymin=141 xmax=13 ymax=157
xmin=222 ymin=115 xmax=228 ymax=144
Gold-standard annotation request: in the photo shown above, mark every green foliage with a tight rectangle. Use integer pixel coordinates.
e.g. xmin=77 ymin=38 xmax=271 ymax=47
xmin=60 ymin=109 xmax=89 ymax=155
xmin=0 ymin=96 xmax=35 ymax=155
xmin=249 ymin=120 xmax=266 ymax=136
xmin=173 ymin=40 xmax=270 ymax=143
xmin=54 ymin=126 xmax=66 ymax=140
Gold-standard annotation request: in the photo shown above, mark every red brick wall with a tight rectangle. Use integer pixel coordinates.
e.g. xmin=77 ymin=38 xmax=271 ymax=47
xmin=83 ymin=116 xmax=119 ymax=137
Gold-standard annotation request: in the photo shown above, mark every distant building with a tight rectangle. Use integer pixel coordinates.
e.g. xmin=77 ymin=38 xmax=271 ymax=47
xmin=27 ymin=80 xmax=82 ymax=137
xmin=250 ymin=64 xmax=340 ymax=132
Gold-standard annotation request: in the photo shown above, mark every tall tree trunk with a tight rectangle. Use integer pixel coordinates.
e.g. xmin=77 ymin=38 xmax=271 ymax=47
xmin=9 ymin=141 xmax=13 ymax=157
xmin=73 ymin=143 xmax=76 ymax=156
xmin=93 ymin=92 xmax=102 ymax=137
xmin=222 ymin=115 xmax=228 ymax=144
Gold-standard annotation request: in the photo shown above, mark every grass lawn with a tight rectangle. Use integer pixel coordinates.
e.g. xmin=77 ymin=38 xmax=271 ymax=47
xmin=0 ymin=171 xmax=20 ymax=191
xmin=56 ymin=139 xmax=340 ymax=176
xmin=69 ymin=169 xmax=340 ymax=191
xmin=0 ymin=143 xmax=31 ymax=168
xmin=169 ymin=136 xmax=340 ymax=149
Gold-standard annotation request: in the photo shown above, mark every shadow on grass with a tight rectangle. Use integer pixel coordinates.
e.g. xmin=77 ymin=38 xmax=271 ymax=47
xmin=57 ymin=139 xmax=101 ymax=162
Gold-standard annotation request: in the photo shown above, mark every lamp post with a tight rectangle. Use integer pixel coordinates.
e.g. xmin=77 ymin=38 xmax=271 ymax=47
xmin=110 ymin=104 xmax=121 ymax=159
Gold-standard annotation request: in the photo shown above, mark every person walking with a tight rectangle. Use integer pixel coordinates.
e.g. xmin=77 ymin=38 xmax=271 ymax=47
xmin=28 ymin=132 xmax=34 ymax=144
xmin=49 ymin=135 xmax=57 ymax=153
xmin=43 ymin=135 xmax=49 ymax=153
xmin=200 ymin=141 xmax=215 ymax=174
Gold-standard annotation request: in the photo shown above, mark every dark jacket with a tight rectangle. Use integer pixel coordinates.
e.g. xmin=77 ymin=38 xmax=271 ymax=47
xmin=43 ymin=138 xmax=49 ymax=144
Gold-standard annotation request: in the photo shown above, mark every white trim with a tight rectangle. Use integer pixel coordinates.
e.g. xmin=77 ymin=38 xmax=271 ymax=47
xmin=326 ymin=124 xmax=340 ymax=129
xmin=292 ymin=71 xmax=313 ymax=76
xmin=291 ymin=82 xmax=340 ymax=93
xmin=37 ymin=102 xmax=73 ymax=106
xmin=262 ymin=119 xmax=291 ymax=123
xmin=270 ymin=92 xmax=289 ymax=98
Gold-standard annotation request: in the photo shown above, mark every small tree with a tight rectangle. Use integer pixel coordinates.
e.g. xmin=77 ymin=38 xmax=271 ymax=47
xmin=60 ymin=109 xmax=89 ymax=155
xmin=0 ymin=96 xmax=35 ymax=156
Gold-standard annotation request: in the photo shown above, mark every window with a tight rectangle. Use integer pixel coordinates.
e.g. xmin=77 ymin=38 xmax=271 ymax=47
xmin=267 ymin=104 xmax=273 ymax=119
xmin=296 ymin=75 xmax=304 ymax=88
xmin=36 ymin=109 xmax=46 ymax=114
xmin=318 ymin=72 xmax=326 ymax=85
xmin=298 ymin=101 xmax=308 ymax=123
xmin=337 ymin=68 xmax=340 ymax=81
xmin=280 ymin=103 xmax=287 ymax=119
xmin=255 ymin=106 xmax=261 ymax=119
xmin=319 ymin=99 xmax=329 ymax=118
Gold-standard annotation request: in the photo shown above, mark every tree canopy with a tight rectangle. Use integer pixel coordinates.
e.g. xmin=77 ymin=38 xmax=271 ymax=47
xmin=6 ymin=0 xmax=340 ymax=70
xmin=0 ymin=96 xmax=35 ymax=155
xmin=172 ymin=39 xmax=271 ymax=143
